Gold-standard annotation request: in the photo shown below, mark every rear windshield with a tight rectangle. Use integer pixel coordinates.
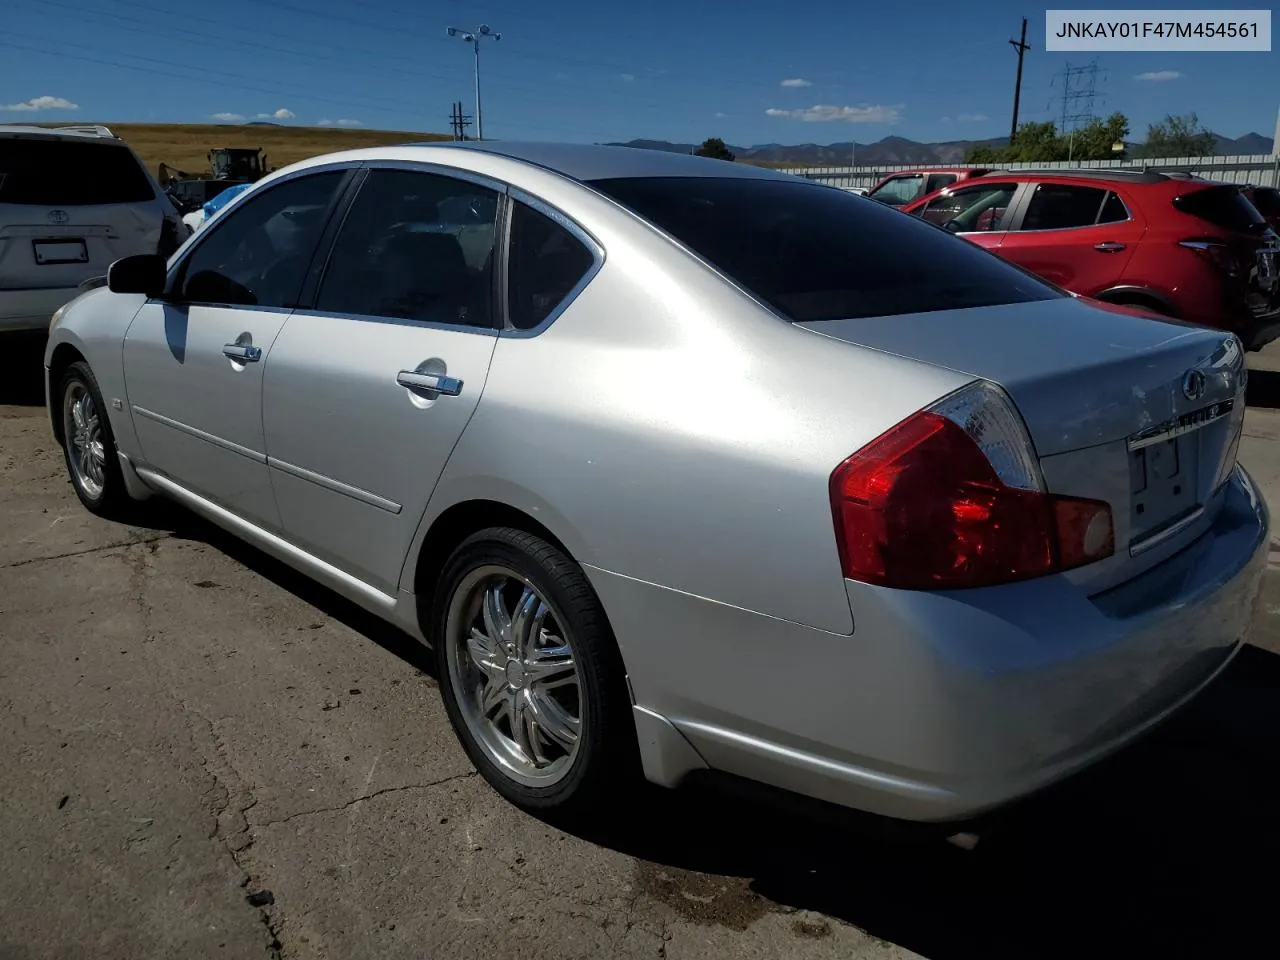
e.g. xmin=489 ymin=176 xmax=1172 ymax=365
xmin=588 ymin=175 xmax=1060 ymax=322
xmin=1173 ymin=185 xmax=1268 ymax=234
xmin=0 ymin=138 xmax=155 ymax=205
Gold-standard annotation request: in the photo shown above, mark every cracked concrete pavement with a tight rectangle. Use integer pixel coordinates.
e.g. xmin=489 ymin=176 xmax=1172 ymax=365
xmin=6 ymin=336 xmax=1280 ymax=959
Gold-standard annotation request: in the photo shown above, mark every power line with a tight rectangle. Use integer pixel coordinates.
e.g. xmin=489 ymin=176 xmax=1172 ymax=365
xmin=449 ymin=101 xmax=473 ymax=141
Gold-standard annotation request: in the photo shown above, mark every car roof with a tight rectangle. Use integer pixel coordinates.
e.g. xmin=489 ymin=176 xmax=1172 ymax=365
xmin=397 ymin=140 xmax=798 ymax=183
xmin=0 ymin=124 xmax=121 ymax=141
xmin=983 ymin=168 xmax=1212 ymax=186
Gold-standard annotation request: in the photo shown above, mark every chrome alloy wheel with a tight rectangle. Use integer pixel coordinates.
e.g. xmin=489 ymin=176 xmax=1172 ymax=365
xmin=63 ymin=381 xmax=106 ymax=500
xmin=445 ymin=565 xmax=584 ymax=787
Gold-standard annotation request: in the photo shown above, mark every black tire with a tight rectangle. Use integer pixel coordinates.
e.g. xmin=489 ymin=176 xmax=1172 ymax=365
xmin=57 ymin=361 xmax=134 ymax=519
xmin=433 ymin=526 xmax=637 ymax=813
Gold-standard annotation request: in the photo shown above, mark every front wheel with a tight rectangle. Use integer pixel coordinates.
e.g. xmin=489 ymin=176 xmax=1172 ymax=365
xmin=58 ymin=361 xmax=133 ymax=519
xmin=433 ymin=527 xmax=636 ymax=813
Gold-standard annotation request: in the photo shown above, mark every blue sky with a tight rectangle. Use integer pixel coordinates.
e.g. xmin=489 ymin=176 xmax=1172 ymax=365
xmin=2 ymin=0 xmax=1277 ymax=146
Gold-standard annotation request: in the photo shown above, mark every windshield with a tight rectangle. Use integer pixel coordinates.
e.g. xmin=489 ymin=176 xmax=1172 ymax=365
xmin=588 ymin=175 xmax=1061 ymax=322
xmin=0 ymin=138 xmax=155 ymax=205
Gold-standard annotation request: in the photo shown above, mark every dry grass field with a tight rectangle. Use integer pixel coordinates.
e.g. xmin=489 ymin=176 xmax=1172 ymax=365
xmin=36 ymin=122 xmax=453 ymax=177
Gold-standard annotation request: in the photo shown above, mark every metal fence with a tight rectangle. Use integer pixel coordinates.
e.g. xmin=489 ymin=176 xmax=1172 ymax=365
xmin=786 ymin=153 xmax=1280 ymax=190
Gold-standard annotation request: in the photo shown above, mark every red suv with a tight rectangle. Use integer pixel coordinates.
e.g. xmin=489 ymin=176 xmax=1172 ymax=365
xmin=902 ymin=170 xmax=1280 ymax=349
xmin=865 ymin=167 xmax=991 ymax=208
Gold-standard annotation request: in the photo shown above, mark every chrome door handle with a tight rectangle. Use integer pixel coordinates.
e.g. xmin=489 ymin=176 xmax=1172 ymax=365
xmin=1094 ymin=241 xmax=1126 ymax=253
xmin=396 ymin=370 xmax=463 ymax=397
xmin=223 ymin=343 xmax=262 ymax=362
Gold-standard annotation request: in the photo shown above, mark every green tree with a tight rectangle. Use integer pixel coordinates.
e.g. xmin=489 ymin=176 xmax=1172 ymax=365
xmin=1137 ymin=112 xmax=1217 ymax=158
xmin=964 ymin=114 xmax=1130 ymax=164
xmin=694 ymin=137 xmax=735 ymax=162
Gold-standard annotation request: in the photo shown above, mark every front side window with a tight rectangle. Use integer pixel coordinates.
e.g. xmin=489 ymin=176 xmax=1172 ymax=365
xmin=1019 ymin=184 xmax=1108 ymax=231
xmin=589 ymin=176 xmax=1059 ymax=323
xmin=919 ymin=184 xmax=1016 ymax=231
xmin=869 ymin=174 xmax=924 ymax=206
xmin=507 ymin=200 xmax=596 ymax=331
xmin=316 ymin=169 xmax=498 ymax=326
xmin=178 ymin=170 xmax=343 ymax=307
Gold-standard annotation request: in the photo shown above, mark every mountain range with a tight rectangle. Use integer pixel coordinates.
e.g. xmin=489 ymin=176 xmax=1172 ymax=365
xmin=607 ymin=132 xmax=1275 ymax=165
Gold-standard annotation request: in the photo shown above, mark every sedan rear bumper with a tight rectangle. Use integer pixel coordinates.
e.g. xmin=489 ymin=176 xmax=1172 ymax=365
xmin=598 ymin=465 xmax=1268 ymax=823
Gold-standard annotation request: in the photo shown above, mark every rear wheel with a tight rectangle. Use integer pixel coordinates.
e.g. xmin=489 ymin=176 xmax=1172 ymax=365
xmin=434 ymin=527 xmax=636 ymax=812
xmin=58 ymin=361 xmax=132 ymax=519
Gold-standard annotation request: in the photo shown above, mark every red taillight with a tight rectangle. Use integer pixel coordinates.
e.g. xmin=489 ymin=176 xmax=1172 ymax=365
xmin=830 ymin=386 xmax=1114 ymax=591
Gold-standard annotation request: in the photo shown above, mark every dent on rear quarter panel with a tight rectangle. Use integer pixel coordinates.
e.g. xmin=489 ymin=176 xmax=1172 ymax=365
xmin=420 ymin=194 xmax=971 ymax=636
xmin=46 ymin=289 xmax=148 ymax=458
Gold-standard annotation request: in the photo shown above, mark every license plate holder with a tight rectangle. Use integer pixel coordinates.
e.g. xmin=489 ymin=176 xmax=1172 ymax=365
xmin=32 ymin=238 xmax=88 ymax=265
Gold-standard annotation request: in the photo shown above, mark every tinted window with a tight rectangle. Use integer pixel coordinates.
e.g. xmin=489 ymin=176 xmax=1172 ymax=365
xmin=1249 ymin=188 xmax=1280 ymax=218
xmin=508 ymin=200 xmax=596 ymax=331
xmin=316 ymin=169 xmax=497 ymax=326
xmin=926 ymin=173 xmax=958 ymax=193
xmin=869 ymin=174 xmax=924 ymax=206
xmin=1175 ymin=185 xmax=1270 ymax=234
xmin=589 ymin=176 xmax=1059 ymax=323
xmin=0 ymin=139 xmax=154 ymax=205
xmin=179 ymin=171 xmax=342 ymax=307
xmin=1098 ymin=192 xmax=1128 ymax=224
xmin=1019 ymin=184 xmax=1108 ymax=230
xmin=919 ymin=184 xmax=1016 ymax=231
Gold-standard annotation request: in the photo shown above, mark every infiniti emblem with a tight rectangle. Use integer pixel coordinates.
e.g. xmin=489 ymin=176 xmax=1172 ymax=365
xmin=1182 ymin=369 xmax=1207 ymax=401
xmin=47 ymin=209 xmax=69 ymax=225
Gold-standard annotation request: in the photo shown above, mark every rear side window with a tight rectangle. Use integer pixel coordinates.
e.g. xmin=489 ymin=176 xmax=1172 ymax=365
xmin=869 ymin=174 xmax=924 ymax=206
xmin=1249 ymin=188 xmax=1280 ymax=218
xmin=1020 ymin=184 xmax=1108 ymax=230
xmin=507 ymin=200 xmax=596 ymax=330
xmin=1173 ymin=185 xmax=1268 ymax=234
xmin=589 ymin=176 xmax=1059 ymax=323
xmin=0 ymin=138 xmax=154 ymax=205
xmin=1098 ymin=192 xmax=1129 ymax=224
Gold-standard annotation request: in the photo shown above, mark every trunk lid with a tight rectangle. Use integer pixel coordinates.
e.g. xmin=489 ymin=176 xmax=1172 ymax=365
xmin=799 ymin=296 xmax=1247 ymax=592
xmin=0 ymin=203 xmax=162 ymax=290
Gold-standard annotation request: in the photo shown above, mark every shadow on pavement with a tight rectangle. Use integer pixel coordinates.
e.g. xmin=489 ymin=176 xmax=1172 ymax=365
xmin=0 ymin=332 xmax=49 ymax=407
xmin=130 ymin=507 xmax=1280 ymax=958
xmin=1247 ymin=367 xmax=1280 ymax=409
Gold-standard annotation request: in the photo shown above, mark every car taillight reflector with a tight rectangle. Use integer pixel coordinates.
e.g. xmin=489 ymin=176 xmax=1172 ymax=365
xmin=830 ymin=382 xmax=1114 ymax=590
xmin=1180 ymin=238 xmax=1243 ymax=279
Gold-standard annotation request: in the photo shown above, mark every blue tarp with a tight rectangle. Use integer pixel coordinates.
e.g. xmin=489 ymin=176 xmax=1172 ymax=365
xmin=203 ymin=182 xmax=253 ymax=220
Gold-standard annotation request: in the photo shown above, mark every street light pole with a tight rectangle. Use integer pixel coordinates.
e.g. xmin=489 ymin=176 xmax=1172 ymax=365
xmin=447 ymin=24 xmax=501 ymax=141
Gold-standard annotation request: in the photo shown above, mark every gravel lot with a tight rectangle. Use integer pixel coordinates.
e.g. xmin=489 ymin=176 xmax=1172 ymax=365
xmin=4 ymin=331 xmax=1280 ymax=960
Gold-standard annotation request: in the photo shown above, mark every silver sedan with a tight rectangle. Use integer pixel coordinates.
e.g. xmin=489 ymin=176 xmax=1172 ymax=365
xmin=44 ymin=142 xmax=1268 ymax=823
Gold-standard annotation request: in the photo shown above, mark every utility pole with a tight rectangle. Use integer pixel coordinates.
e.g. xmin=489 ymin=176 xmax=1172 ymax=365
xmin=447 ymin=24 xmax=500 ymax=141
xmin=1008 ymin=17 xmax=1031 ymax=146
xmin=448 ymin=101 xmax=472 ymax=141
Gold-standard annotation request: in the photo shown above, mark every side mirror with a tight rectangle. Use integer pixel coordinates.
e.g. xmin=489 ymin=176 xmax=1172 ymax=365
xmin=107 ymin=254 xmax=168 ymax=298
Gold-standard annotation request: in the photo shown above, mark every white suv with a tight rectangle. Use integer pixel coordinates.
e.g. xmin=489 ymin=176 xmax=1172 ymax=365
xmin=1 ymin=125 xmax=184 ymax=332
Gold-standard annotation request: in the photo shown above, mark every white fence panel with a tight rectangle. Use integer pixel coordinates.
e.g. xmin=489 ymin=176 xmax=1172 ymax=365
xmin=787 ymin=153 xmax=1280 ymax=190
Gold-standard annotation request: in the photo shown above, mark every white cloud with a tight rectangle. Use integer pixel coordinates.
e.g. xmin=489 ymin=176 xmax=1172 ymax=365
xmin=1 ymin=95 xmax=79 ymax=111
xmin=940 ymin=116 xmax=952 ymax=123
xmin=318 ymin=118 xmax=362 ymax=127
xmin=765 ymin=103 xmax=903 ymax=124
xmin=255 ymin=108 xmax=294 ymax=120
xmin=715 ymin=111 xmax=728 ymax=118
xmin=780 ymin=78 xmax=813 ymax=88
xmin=1136 ymin=70 xmax=1182 ymax=81
xmin=619 ymin=73 xmax=636 ymax=82
xmin=210 ymin=112 xmax=246 ymax=121
xmin=957 ymin=112 xmax=989 ymax=122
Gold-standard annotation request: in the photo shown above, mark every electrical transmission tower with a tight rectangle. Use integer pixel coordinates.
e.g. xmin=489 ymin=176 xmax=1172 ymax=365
xmin=1052 ymin=60 xmax=1104 ymax=161
xmin=449 ymin=101 xmax=473 ymax=141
